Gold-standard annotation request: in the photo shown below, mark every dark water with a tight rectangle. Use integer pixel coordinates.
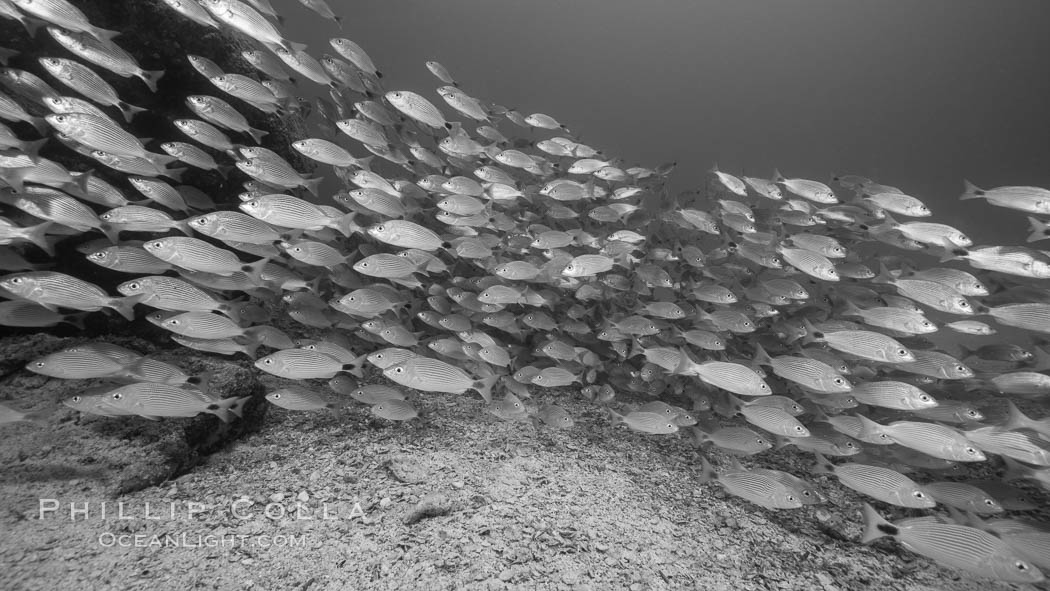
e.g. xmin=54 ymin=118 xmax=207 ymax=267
xmin=272 ymin=0 xmax=1050 ymax=245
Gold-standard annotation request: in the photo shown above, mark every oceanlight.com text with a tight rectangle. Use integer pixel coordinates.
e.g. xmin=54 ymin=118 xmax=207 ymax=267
xmin=97 ymin=532 xmax=308 ymax=549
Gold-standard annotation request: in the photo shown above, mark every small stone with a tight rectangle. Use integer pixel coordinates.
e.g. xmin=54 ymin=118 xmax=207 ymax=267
xmin=241 ymin=558 xmax=254 ymax=566
xmin=297 ymin=491 xmax=309 ymax=503
xmin=499 ymin=569 xmax=514 ymax=582
xmin=379 ymin=497 xmax=391 ymax=508
xmin=452 ymin=481 xmax=464 ymax=489
xmin=309 ymin=470 xmax=321 ymax=482
xmin=269 ymin=493 xmax=284 ymax=503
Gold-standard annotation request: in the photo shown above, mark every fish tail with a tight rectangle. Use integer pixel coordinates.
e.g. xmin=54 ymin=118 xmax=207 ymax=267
xmin=216 ymin=164 xmax=235 ymax=179
xmin=2 ymin=165 xmax=32 ymax=192
xmin=752 ymin=343 xmax=774 ymax=367
xmin=872 ymin=262 xmax=895 ymax=285
xmin=475 ymin=375 xmax=498 ymax=403
xmin=205 ymin=397 xmax=239 ymax=423
xmin=173 ymin=219 xmax=193 ymax=237
xmin=607 ymin=407 xmax=624 ymax=425
xmin=186 ymin=369 xmax=214 ymax=391
xmin=217 ymin=302 xmax=241 ymax=324
xmin=163 ymin=167 xmax=187 ymax=183
xmin=92 ymin=26 xmax=122 ymax=42
xmin=1000 ymin=456 xmax=1031 ymax=482
xmin=61 ymin=312 xmax=89 ymax=330
xmin=335 ymin=212 xmax=358 ymax=237
xmin=859 ymin=503 xmax=897 ymax=543
xmin=248 ymin=126 xmax=268 ymax=144
xmin=1026 ymin=216 xmax=1050 ymax=243
xmin=145 ymin=152 xmax=178 ymax=169
xmin=698 ymin=455 xmax=717 ymax=483
xmin=28 ymin=116 xmax=48 ymax=135
xmin=959 ymin=179 xmax=983 ymax=200
xmin=286 ymin=40 xmax=308 ymax=54
xmin=1001 ymin=400 xmax=1032 ymax=433
xmin=800 ymin=317 xmax=823 ymax=345
xmin=118 ymin=102 xmax=147 ymax=123
xmin=810 ymin=452 xmax=834 ymax=475
xmin=108 ymin=294 xmax=142 ymax=321
xmin=226 ymin=396 xmax=252 ymax=419
xmin=23 ymin=221 xmax=55 ymax=255
xmin=242 ymin=257 xmax=271 ymax=286
xmin=22 ymin=138 xmax=48 ymax=159
xmin=304 ymin=175 xmax=323 ymax=197
xmin=139 ymin=69 xmax=166 ymax=93
xmin=854 ymin=413 xmax=887 ymax=442
xmin=341 ymin=361 xmax=364 ymax=379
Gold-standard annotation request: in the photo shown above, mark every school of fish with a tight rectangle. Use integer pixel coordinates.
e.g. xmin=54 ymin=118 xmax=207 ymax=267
xmin=1 ymin=0 xmax=1050 ymax=584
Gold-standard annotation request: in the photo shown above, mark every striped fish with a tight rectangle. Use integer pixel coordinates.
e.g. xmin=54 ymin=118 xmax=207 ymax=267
xmin=385 ymin=90 xmax=449 ymax=129
xmin=682 ymin=360 xmax=771 ymax=397
xmin=256 ymin=348 xmax=357 ymax=379
xmin=240 ymin=193 xmax=349 ymax=233
xmin=383 ymin=356 xmax=497 ymax=401
xmin=173 ymin=119 xmax=236 ymax=152
xmin=236 ymin=158 xmax=321 ymax=195
xmin=344 ymin=188 xmax=406 ymax=218
xmin=889 ymin=349 xmax=973 ymax=379
xmin=46 ymin=27 xmax=163 ymax=91
xmin=159 ymin=311 xmax=256 ymax=339
xmin=368 ymin=220 xmax=446 ymax=251
xmin=857 ymin=417 xmax=986 ymax=462
xmin=372 ymin=399 xmax=418 ymax=421
xmin=812 ymin=454 xmax=934 ymax=508
xmin=861 ymin=504 xmax=1043 ymax=583
xmin=281 ymin=240 xmax=346 ymax=267
xmin=143 ymin=237 xmax=268 ymax=281
xmin=185 ymin=95 xmax=266 ymax=143
xmin=127 ymin=176 xmax=188 ymax=211
xmin=188 ymin=211 xmax=281 ymax=244
xmin=753 ymin=344 xmax=851 ymax=393
xmin=88 ymin=245 xmax=172 ymax=274
xmin=292 ymin=138 xmax=357 ymax=167
xmin=0 ymin=271 xmax=139 ymax=320
xmin=700 ymin=456 xmax=803 ymax=510
xmin=923 ymin=481 xmax=1004 ymax=514
xmin=209 ymin=74 xmax=281 ymax=113
xmin=348 ymin=385 xmax=405 ymax=405
xmin=26 ymin=347 xmax=132 ymax=378
xmin=848 ymin=381 xmax=938 ymax=410
xmin=38 ymin=57 xmax=143 ymax=122
xmin=805 ymin=322 xmax=914 ymax=364
xmin=161 ymin=140 xmax=227 ymax=173
xmin=266 ymin=386 xmax=342 ymax=411
xmin=104 ymin=382 xmax=248 ymax=423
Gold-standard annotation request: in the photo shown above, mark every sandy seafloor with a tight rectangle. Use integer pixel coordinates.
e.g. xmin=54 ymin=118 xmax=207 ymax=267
xmin=1 ymin=335 xmax=1041 ymax=591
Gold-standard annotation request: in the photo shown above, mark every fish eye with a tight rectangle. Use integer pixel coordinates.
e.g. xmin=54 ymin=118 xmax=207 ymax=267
xmin=965 ymin=446 xmax=979 ymax=455
xmin=983 ymin=499 xmax=996 ymax=506
xmin=1016 ymin=562 xmax=1030 ymax=571
xmin=833 ymin=378 xmax=844 ymax=385
xmin=34 ymin=361 xmax=45 ymax=368
xmin=112 ymin=393 xmax=122 ymax=400
xmin=71 ymin=396 xmax=81 ymax=403
xmin=912 ymin=490 xmax=926 ymax=499
xmin=897 ymin=349 xmax=908 ymax=356
xmin=263 ymin=359 xmax=274 ymax=365
xmin=272 ymin=393 xmax=282 ymax=399
xmin=955 ymin=365 xmax=966 ymax=372
xmin=919 ymin=394 xmax=931 ymax=402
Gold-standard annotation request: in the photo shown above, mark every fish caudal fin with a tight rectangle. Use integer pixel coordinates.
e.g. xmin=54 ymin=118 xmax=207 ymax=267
xmin=474 ymin=375 xmax=499 ymax=403
xmin=959 ymin=179 xmax=984 ymax=200
xmin=139 ymin=69 xmax=166 ymax=93
xmin=108 ymin=294 xmax=142 ymax=321
xmin=1026 ymin=216 xmax=1050 ymax=243
xmin=859 ymin=503 xmax=898 ymax=544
